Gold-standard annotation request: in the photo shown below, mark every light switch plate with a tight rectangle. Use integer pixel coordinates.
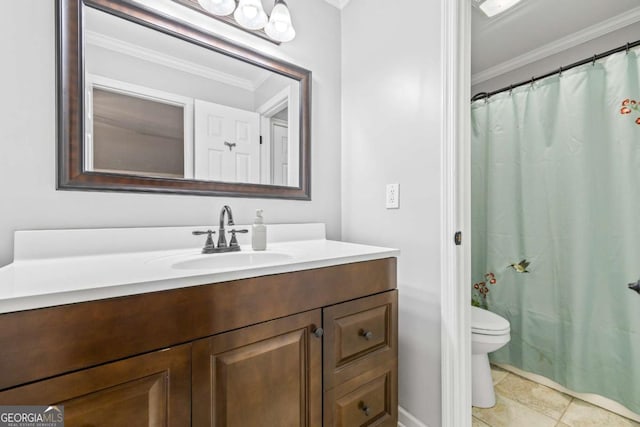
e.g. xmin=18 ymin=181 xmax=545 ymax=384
xmin=386 ymin=184 xmax=399 ymax=209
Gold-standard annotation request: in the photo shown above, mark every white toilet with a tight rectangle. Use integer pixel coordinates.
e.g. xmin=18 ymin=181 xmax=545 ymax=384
xmin=471 ymin=306 xmax=511 ymax=408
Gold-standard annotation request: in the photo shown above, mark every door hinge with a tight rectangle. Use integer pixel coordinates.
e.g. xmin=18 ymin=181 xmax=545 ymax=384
xmin=259 ymin=135 xmax=263 ymax=145
xmin=454 ymin=231 xmax=462 ymax=246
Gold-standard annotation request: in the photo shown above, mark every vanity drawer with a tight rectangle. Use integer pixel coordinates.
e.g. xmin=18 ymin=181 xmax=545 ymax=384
xmin=324 ymin=362 xmax=397 ymax=427
xmin=323 ymin=291 xmax=397 ymax=389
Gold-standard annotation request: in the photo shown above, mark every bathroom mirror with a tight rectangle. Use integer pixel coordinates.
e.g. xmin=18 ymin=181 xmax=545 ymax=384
xmin=58 ymin=0 xmax=311 ymax=199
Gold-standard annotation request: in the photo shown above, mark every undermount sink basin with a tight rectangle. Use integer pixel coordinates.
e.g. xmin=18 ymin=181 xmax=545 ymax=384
xmin=170 ymin=251 xmax=293 ymax=270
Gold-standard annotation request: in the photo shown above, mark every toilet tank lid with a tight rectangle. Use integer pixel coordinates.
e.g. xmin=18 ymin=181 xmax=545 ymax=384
xmin=471 ymin=306 xmax=510 ymax=333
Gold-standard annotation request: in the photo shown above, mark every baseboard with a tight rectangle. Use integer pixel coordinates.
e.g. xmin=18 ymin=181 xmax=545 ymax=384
xmin=398 ymin=406 xmax=430 ymax=427
xmin=495 ymin=363 xmax=640 ymax=423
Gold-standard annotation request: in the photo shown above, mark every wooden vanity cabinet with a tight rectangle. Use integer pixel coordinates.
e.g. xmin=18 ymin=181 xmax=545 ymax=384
xmin=0 ymin=258 xmax=397 ymax=427
xmin=192 ymin=310 xmax=322 ymax=427
xmin=0 ymin=345 xmax=192 ymax=427
xmin=323 ymin=291 xmax=398 ymax=427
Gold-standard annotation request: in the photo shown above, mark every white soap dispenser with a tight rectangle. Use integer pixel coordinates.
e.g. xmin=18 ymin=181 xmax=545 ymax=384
xmin=252 ymin=209 xmax=267 ymax=251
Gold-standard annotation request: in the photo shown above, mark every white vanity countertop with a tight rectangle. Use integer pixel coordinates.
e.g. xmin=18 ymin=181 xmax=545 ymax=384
xmin=0 ymin=224 xmax=399 ymax=314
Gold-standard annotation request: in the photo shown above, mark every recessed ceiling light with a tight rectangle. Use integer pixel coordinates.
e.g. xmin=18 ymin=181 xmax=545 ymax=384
xmin=473 ymin=0 xmax=522 ymax=17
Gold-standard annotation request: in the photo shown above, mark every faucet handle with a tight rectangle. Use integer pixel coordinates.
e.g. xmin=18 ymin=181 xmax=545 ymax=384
xmin=192 ymin=230 xmax=216 ymax=253
xmin=228 ymin=229 xmax=248 ymax=247
xmin=192 ymin=230 xmax=216 ymax=236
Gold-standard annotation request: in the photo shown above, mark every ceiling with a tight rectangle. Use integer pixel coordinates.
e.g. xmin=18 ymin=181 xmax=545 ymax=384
xmin=472 ymin=0 xmax=640 ymax=75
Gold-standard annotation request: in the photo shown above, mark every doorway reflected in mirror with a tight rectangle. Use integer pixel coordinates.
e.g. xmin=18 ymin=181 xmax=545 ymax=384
xmin=84 ymin=6 xmax=301 ymax=187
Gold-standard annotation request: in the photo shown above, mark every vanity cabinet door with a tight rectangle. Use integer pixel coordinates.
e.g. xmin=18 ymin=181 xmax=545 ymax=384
xmin=192 ymin=309 xmax=322 ymax=427
xmin=0 ymin=344 xmax=191 ymax=426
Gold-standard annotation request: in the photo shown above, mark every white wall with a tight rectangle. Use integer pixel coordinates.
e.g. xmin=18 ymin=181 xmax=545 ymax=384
xmin=87 ymin=44 xmax=257 ymax=111
xmin=254 ymin=73 xmax=295 ymax=110
xmin=472 ymin=21 xmax=640 ymax=95
xmin=0 ymin=0 xmax=342 ymax=267
xmin=341 ymin=0 xmax=443 ymax=426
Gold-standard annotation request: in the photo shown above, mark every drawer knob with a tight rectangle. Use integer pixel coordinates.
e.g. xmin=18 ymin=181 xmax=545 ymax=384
xmin=359 ymin=401 xmax=370 ymax=416
xmin=313 ymin=327 xmax=324 ymax=338
xmin=360 ymin=329 xmax=373 ymax=340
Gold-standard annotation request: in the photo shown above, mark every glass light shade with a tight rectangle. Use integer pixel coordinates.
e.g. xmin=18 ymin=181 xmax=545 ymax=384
xmin=234 ymin=0 xmax=268 ymax=30
xmin=265 ymin=0 xmax=296 ymax=42
xmin=478 ymin=0 xmax=522 ymax=17
xmin=197 ymin=0 xmax=236 ymax=16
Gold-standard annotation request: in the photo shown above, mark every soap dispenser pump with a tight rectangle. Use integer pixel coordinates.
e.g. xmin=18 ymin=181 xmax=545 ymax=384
xmin=252 ymin=209 xmax=267 ymax=251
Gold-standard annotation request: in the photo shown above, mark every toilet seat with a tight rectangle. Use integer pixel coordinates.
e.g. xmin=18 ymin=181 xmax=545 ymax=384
xmin=472 ymin=306 xmax=510 ymax=336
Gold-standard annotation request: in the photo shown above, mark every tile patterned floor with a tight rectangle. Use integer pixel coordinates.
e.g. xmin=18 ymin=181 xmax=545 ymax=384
xmin=472 ymin=365 xmax=640 ymax=427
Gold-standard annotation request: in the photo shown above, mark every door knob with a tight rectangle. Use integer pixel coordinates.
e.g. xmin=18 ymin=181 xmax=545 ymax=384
xmin=359 ymin=401 xmax=370 ymax=416
xmin=360 ymin=330 xmax=373 ymax=340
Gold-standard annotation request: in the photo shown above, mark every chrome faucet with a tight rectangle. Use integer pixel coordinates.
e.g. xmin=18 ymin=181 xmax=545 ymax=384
xmin=192 ymin=205 xmax=248 ymax=254
xmin=217 ymin=205 xmax=235 ymax=249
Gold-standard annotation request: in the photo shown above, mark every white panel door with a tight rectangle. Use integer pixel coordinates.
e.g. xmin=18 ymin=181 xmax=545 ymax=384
xmin=194 ymin=100 xmax=260 ymax=183
xmin=271 ymin=122 xmax=289 ymax=186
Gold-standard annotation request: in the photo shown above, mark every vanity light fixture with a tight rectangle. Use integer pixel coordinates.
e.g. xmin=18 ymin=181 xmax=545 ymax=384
xmin=197 ymin=0 xmax=236 ymax=16
xmin=234 ymin=0 xmax=269 ymax=30
xmin=192 ymin=0 xmax=297 ymax=43
xmin=265 ymin=0 xmax=296 ymax=42
xmin=473 ymin=0 xmax=522 ymax=17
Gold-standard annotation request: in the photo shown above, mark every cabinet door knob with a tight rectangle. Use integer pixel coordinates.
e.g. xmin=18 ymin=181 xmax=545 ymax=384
xmin=359 ymin=401 xmax=370 ymax=416
xmin=360 ymin=330 xmax=373 ymax=340
xmin=313 ymin=327 xmax=324 ymax=338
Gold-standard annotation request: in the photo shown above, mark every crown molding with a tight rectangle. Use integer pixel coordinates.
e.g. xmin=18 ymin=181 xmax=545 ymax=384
xmin=86 ymin=31 xmax=262 ymax=91
xmin=472 ymin=5 xmax=640 ymax=85
xmin=323 ymin=0 xmax=351 ymax=10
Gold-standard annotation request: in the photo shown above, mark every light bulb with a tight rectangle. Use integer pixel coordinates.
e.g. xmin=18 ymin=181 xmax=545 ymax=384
xmin=197 ymin=0 xmax=236 ymax=16
xmin=234 ymin=0 xmax=268 ymax=30
xmin=265 ymin=0 xmax=295 ymax=42
xmin=244 ymin=5 xmax=258 ymax=19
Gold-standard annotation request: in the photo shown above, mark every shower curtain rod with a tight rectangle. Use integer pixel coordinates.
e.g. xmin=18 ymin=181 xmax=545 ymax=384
xmin=471 ymin=38 xmax=640 ymax=102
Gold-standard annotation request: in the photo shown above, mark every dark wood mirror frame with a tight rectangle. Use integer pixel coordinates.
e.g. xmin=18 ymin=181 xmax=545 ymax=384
xmin=57 ymin=0 xmax=311 ymax=200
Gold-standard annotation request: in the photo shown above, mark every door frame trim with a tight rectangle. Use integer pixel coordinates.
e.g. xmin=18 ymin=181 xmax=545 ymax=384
xmin=440 ymin=0 xmax=472 ymax=425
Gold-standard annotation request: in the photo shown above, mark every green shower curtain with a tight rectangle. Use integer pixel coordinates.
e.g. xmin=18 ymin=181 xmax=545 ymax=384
xmin=471 ymin=48 xmax=640 ymax=415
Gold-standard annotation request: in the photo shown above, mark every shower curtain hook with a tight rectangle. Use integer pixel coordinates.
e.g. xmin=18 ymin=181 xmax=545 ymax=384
xmin=530 ymin=77 xmax=535 ymax=88
xmin=626 ymin=42 xmax=631 ymax=55
xmin=592 ymin=54 xmax=597 ymax=66
xmin=558 ymin=66 xmax=563 ymax=77
xmin=484 ymin=93 xmax=489 ymax=104
xmin=509 ymin=84 xmax=513 ymax=95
